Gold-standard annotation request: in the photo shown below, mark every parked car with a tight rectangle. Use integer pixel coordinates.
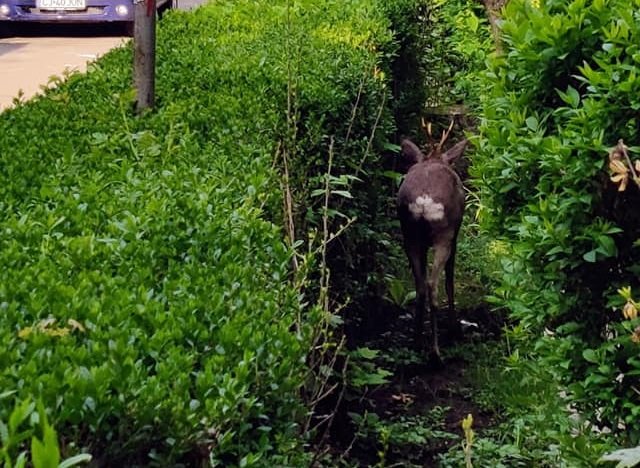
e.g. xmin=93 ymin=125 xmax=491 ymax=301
xmin=0 ymin=0 xmax=171 ymax=36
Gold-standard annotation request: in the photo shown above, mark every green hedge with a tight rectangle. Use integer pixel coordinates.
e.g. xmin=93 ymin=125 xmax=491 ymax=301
xmin=474 ymin=0 xmax=640 ymax=447
xmin=0 ymin=0 xmax=407 ymax=464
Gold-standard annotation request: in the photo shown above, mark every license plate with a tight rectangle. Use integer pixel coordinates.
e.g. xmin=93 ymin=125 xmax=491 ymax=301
xmin=36 ymin=0 xmax=86 ymax=9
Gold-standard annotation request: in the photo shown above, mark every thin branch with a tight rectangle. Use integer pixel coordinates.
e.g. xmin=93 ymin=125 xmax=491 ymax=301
xmin=318 ymin=138 xmax=335 ymax=313
xmin=119 ymin=97 xmax=139 ymax=161
xmin=308 ymin=354 xmax=349 ymax=467
xmin=281 ymin=145 xmax=299 ymax=273
xmin=344 ymin=69 xmax=369 ymax=147
xmin=620 ymin=139 xmax=639 ymax=183
xmin=354 ymin=92 xmax=386 ymax=178
xmin=335 ymin=434 xmax=357 ymax=466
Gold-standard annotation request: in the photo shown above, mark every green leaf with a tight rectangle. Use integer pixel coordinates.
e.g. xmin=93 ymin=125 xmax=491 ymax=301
xmin=8 ymin=399 xmax=33 ymax=435
xmin=354 ymin=347 xmax=379 ymax=360
xmin=32 ymin=437 xmax=46 ymax=468
xmin=467 ymin=12 xmax=479 ymax=32
xmin=384 ymin=142 xmax=401 ymax=152
xmin=58 ymin=454 xmax=92 ymax=468
xmin=31 ymin=426 xmax=60 ymax=468
xmin=583 ymin=250 xmax=597 ymax=263
xmin=0 ymin=391 xmax=17 ymax=400
xmin=31 ymin=403 xmax=60 ymax=468
xmin=558 ymin=86 xmax=580 ymax=108
xmin=499 ymin=182 xmax=518 ymax=193
xmin=15 ymin=452 xmax=28 ymax=468
xmin=331 ymin=190 xmax=353 ymax=199
xmin=597 ymin=235 xmax=617 ymax=257
xmin=582 ymin=349 xmax=598 ymax=364
xmin=381 ymin=170 xmax=402 ymax=184
xmin=525 ymin=116 xmax=539 ymax=131
xmin=0 ymin=421 xmax=8 ymax=445
xmin=351 ymin=367 xmax=393 ymax=387
xmin=545 ymin=245 xmax=565 ymax=256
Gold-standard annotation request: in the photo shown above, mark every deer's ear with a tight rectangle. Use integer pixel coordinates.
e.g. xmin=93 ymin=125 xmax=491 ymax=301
xmin=400 ymin=139 xmax=424 ymax=166
xmin=442 ymin=139 xmax=468 ymax=165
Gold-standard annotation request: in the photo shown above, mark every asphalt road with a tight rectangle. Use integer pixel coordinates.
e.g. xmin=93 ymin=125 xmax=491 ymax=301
xmin=0 ymin=25 xmax=126 ymax=110
xmin=0 ymin=0 xmax=202 ymax=111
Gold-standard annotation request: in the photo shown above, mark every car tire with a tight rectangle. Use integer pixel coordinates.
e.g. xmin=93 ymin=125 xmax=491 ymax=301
xmin=0 ymin=23 xmax=13 ymax=39
xmin=158 ymin=0 xmax=172 ymax=19
xmin=124 ymin=21 xmax=134 ymax=37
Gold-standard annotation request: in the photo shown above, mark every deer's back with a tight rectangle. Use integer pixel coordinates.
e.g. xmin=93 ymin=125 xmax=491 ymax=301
xmin=397 ymin=161 xmax=464 ymax=230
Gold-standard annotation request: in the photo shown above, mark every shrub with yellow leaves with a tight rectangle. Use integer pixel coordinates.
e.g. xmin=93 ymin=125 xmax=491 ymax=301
xmin=609 ymin=140 xmax=640 ymax=192
xmin=17 ymin=317 xmax=86 ymax=340
xmin=618 ymin=287 xmax=640 ymax=345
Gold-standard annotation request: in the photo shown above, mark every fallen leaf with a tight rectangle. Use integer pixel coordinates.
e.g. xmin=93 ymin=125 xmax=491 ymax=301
xmin=68 ymin=319 xmax=86 ymax=332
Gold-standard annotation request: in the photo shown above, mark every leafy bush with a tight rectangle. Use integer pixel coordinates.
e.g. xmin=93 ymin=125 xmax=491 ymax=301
xmin=279 ymin=0 xmax=433 ymax=347
xmin=473 ymin=0 xmax=640 ymax=449
xmin=1 ymin=396 xmax=92 ymax=468
xmin=0 ymin=0 xmax=412 ymax=463
xmin=440 ymin=338 xmax=612 ymax=467
xmin=420 ymin=0 xmax=491 ymax=110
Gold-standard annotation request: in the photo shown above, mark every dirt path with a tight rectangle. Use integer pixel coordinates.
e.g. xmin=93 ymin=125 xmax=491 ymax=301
xmin=325 ymin=303 xmax=503 ymax=467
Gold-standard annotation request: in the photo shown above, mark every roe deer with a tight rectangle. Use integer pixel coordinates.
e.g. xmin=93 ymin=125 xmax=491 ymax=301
xmin=397 ymin=124 xmax=468 ymax=364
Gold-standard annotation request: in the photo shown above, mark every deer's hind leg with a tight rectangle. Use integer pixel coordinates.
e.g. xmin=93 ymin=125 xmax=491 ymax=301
xmin=404 ymin=237 xmax=427 ymax=350
xmin=444 ymin=231 xmax=463 ymax=338
xmin=427 ymin=239 xmax=453 ymax=364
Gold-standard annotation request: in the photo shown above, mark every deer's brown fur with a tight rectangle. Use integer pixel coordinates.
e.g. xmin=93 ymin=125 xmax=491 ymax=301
xmin=397 ymin=137 xmax=467 ymax=364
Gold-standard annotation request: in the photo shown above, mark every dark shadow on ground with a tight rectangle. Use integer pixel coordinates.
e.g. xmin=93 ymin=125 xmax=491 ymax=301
xmin=0 ymin=41 xmax=27 ymax=56
xmin=322 ymin=298 xmax=504 ymax=467
xmin=3 ymin=23 xmax=127 ymax=38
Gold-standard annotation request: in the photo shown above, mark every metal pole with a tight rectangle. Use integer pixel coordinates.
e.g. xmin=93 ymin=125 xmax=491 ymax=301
xmin=134 ymin=0 xmax=156 ymax=112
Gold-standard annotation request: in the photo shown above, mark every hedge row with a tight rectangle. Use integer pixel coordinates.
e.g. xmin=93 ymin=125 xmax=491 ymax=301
xmin=0 ymin=0 xmax=410 ymax=464
xmin=474 ymin=0 xmax=640 ymax=447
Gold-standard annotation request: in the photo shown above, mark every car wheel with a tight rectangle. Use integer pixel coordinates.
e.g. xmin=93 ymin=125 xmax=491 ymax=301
xmin=124 ymin=21 xmax=134 ymax=37
xmin=158 ymin=0 xmax=172 ymax=19
xmin=0 ymin=23 xmax=13 ymax=39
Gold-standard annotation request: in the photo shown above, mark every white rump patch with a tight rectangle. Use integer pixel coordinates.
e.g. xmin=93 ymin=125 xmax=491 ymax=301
xmin=408 ymin=194 xmax=445 ymax=221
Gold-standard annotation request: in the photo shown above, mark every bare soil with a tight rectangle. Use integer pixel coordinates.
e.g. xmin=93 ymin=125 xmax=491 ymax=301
xmin=325 ymin=301 xmax=503 ymax=467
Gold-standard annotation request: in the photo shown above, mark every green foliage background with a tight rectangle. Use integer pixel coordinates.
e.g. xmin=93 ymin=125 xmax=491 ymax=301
xmin=0 ymin=0 xmax=419 ymax=464
xmin=7 ymin=0 xmax=640 ymax=464
xmin=473 ymin=0 xmax=640 ymax=449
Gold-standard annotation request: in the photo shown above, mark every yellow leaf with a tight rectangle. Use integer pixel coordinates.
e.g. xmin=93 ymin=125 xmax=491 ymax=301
xmin=68 ymin=319 xmax=86 ymax=332
xmin=462 ymin=413 xmax=474 ymax=430
xmin=619 ymin=177 xmax=629 ymax=191
xmin=37 ymin=318 xmax=56 ymax=330
xmin=619 ymin=287 xmax=632 ymax=297
xmin=18 ymin=327 xmax=33 ymax=339
xmin=43 ymin=327 xmax=70 ymax=338
xmin=610 ymin=160 xmax=628 ymax=174
xmin=623 ymin=301 xmax=638 ymax=320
